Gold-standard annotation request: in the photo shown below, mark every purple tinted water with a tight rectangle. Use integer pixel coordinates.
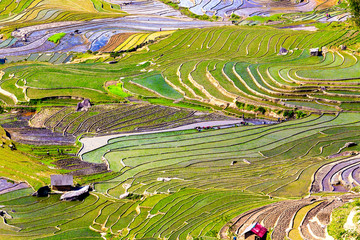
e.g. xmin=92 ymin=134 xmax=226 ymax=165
xmin=352 ymin=167 xmax=360 ymax=185
xmin=332 ymin=185 xmax=348 ymax=192
xmin=322 ymin=159 xmax=360 ymax=191
xmin=90 ymin=34 xmax=111 ymax=52
xmin=213 ymin=0 xmax=233 ymax=11
xmin=341 ymin=164 xmax=360 ymax=186
xmin=51 ymin=34 xmax=84 ymax=52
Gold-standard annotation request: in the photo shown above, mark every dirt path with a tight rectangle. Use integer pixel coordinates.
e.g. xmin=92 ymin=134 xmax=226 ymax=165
xmin=78 ymin=120 xmax=244 ymax=157
xmin=344 ymin=207 xmax=357 ymax=231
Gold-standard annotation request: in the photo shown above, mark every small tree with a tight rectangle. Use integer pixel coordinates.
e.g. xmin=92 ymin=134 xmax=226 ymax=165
xmin=348 ymin=0 xmax=360 ymax=26
xmin=245 ymin=104 xmax=255 ymax=111
xmin=283 ymin=110 xmax=294 ymax=118
xmin=236 ymin=101 xmax=245 ymax=109
xmin=256 ymin=106 xmax=266 ymax=114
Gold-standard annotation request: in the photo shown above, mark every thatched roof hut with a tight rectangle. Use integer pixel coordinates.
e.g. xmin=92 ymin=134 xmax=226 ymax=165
xmin=279 ymin=47 xmax=288 ymax=55
xmin=51 ymin=175 xmax=73 ymax=191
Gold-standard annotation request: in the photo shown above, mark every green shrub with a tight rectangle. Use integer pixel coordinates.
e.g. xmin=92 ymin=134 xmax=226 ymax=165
xmin=256 ymin=106 xmax=266 ymax=114
xmin=110 ymin=52 xmax=121 ymax=58
xmin=247 ymin=13 xmax=283 ymax=23
xmin=48 ymin=33 xmax=66 ymax=44
xmin=246 ymin=104 xmax=255 ymax=111
xmin=296 ymin=111 xmax=306 ymax=119
xmin=126 ymin=193 xmax=143 ymax=200
xmin=348 ymin=0 xmax=360 ymax=26
xmin=230 ymin=13 xmax=241 ymax=20
xmin=236 ymin=101 xmax=245 ymax=109
xmin=283 ymin=110 xmax=294 ymax=118
xmin=351 ymin=186 xmax=360 ymax=193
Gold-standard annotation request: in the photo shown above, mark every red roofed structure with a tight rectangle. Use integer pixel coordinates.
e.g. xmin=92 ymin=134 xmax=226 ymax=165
xmin=240 ymin=222 xmax=267 ymax=240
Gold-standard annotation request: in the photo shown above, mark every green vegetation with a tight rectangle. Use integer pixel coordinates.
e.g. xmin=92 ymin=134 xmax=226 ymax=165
xmin=0 ymin=187 xmax=275 ymax=239
xmin=132 ymin=74 xmax=182 ymax=99
xmin=0 ymin=0 xmax=125 ymax=38
xmin=28 ymin=111 xmax=355 ymax=239
xmin=48 ymin=32 xmax=66 ymax=44
xmin=328 ymin=199 xmax=360 ymax=239
xmin=247 ymin=13 xmax=284 ymax=23
xmin=0 ymin=126 xmax=58 ymax=189
xmin=107 ymin=83 xmax=131 ymax=98
xmin=288 ymin=201 xmax=322 ymax=239
xmin=230 ymin=13 xmax=241 ymax=21
xmin=80 ymin=113 xmax=360 ymax=198
xmin=146 ymin=98 xmax=212 ymax=111
xmin=348 ymin=0 xmax=360 ymax=26
xmin=2 ymin=27 xmax=360 ymax=115
xmin=0 ymin=5 xmax=359 ymax=238
xmin=29 ymin=103 xmax=217 ymax=136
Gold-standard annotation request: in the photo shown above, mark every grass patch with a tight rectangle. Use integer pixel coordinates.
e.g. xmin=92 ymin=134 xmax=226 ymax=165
xmin=247 ymin=14 xmax=284 ymax=23
xmin=48 ymin=32 xmax=66 ymax=44
xmin=108 ymin=83 xmax=131 ymax=98
xmin=328 ymin=199 xmax=360 ymax=239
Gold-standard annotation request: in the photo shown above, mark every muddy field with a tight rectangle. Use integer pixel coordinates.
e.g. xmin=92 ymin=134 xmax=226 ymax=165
xmin=1 ymin=110 xmax=75 ymax=145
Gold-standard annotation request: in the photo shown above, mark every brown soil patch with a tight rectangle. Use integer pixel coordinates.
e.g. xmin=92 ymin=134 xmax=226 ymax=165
xmin=30 ymin=107 xmax=64 ymax=128
xmin=53 ymin=157 xmax=109 ymax=176
xmin=105 ymin=81 xmax=118 ymax=88
xmin=328 ymin=151 xmax=356 ymax=159
xmin=315 ymin=0 xmax=338 ymax=10
xmin=99 ymin=33 xmax=135 ymax=52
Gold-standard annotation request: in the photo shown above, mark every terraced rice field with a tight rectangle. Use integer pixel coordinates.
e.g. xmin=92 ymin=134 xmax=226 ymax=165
xmin=0 ymin=127 xmax=58 ymax=190
xmin=4 ymin=52 xmax=72 ymax=64
xmin=0 ymin=1 xmax=359 ymax=237
xmin=100 ymin=30 xmax=174 ymax=52
xmin=80 ymin=113 xmax=360 ymax=198
xmin=0 ymin=186 xmax=274 ymax=239
xmin=311 ymin=155 xmax=360 ymax=192
xmin=223 ymin=194 xmax=356 ymax=239
xmin=60 ymin=112 xmax=360 ymax=239
xmin=107 ymin=0 xmax=186 ymax=18
xmin=2 ymin=27 xmax=360 ymax=113
xmin=0 ymin=0 xmax=124 ymax=30
xmin=30 ymin=103 xmax=233 ymax=136
xmin=1 ymin=111 xmax=360 ymax=239
xmin=178 ymin=0 xmax=337 ymax=18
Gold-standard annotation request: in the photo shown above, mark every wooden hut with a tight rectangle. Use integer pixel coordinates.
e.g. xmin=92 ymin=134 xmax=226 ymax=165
xmin=0 ymin=58 xmax=5 ymax=64
xmin=240 ymin=223 xmax=267 ymax=240
xmin=51 ymin=175 xmax=73 ymax=191
xmin=279 ymin=47 xmax=288 ymax=55
xmin=76 ymin=99 xmax=91 ymax=112
xmin=310 ymin=48 xmax=322 ymax=56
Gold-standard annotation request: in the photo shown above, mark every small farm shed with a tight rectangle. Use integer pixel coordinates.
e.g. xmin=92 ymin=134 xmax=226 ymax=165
xmin=51 ymin=175 xmax=73 ymax=191
xmin=241 ymin=223 xmax=267 ymax=240
xmin=279 ymin=47 xmax=288 ymax=55
xmin=310 ymin=47 xmax=322 ymax=56
xmin=0 ymin=58 xmax=5 ymax=64
xmin=76 ymin=99 xmax=91 ymax=112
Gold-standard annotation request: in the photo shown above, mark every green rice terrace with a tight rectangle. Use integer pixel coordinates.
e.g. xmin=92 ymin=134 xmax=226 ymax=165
xmin=2 ymin=27 xmax=360 ymax=115
xmin=3 ymin=112 xmax=360 ymax=239
xmin=1 ymin=0 xmax=360 ymax=238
